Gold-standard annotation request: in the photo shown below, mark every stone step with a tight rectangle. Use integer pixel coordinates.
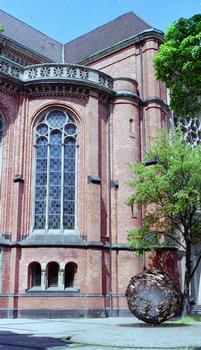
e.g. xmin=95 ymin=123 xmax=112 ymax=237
xmin=191 ymin=305 xmax=201 ymax=315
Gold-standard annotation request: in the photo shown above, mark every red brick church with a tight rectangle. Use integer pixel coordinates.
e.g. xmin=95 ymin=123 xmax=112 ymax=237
xmin=0 ymin=9 xmax=200 ymax=318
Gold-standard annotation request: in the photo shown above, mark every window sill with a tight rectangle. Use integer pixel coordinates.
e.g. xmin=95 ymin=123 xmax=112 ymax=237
xmin=26 ymin=286 xmax=80 ymax=293
xmin=31 ymin=229 xmax=80 ymax=235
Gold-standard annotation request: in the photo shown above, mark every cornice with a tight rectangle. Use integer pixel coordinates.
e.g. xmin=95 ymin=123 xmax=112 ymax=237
xmin=0 ymin=237 xmax=176 ymax=251
xmin=114 ymin=90 xmax=141 ymax=102
xmin=114 ymin=93 xmax=168 ymax=111
xmin=143 ymin=96 xmax=170 ymax=111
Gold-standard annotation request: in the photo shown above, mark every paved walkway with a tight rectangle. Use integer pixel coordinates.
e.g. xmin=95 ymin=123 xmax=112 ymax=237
xmin=0 ymin=317 xmax=200 ymax=349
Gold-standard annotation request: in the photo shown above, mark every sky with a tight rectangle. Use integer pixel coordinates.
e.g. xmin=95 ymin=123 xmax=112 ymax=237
xmin=0 ymin=0 xmax=200 ymax=43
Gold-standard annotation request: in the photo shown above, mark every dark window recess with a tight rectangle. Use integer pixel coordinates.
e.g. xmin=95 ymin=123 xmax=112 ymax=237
xmin=28 ymin=262 xmax=41 ymax=288
xmin=129 ymin=118 xmax=135 ymax=137
xmin=48 ymin=262 xmax=59 ymax=287
xmin=65 ymin=262 xmax=77 ymax=288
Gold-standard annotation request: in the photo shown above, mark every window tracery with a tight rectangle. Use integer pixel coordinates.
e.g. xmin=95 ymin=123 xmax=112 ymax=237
xmin=179 ymin=116 xmax=201 ymax=146
xmin=34 ymin=109 xmax=78 ymax=232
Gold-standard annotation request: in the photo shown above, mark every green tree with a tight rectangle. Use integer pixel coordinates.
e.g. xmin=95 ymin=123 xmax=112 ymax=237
xmin=0 ymin=24 xmax=3 ymax=32
xmin=153 ymin=14 xmax=201 ymax=118
xmin=127 ymin=129 xmax=201 ymax=314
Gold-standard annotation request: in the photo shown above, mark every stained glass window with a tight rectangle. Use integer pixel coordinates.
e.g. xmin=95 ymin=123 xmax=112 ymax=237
xmin=34 ymin=110 xmax=78 ymax=231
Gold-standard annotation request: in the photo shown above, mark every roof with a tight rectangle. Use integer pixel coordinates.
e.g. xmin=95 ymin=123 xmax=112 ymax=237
xmin=0 ymin=9 xmax=63 ymax=62
xmin=64 ymin=12 xmax=152 ymax=63
xmin=0 ymin=10 xmax=153 ymax=64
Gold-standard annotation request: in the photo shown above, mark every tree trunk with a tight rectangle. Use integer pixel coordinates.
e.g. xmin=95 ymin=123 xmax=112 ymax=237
xmin=182 ymin=240 xmax=191 ymax=315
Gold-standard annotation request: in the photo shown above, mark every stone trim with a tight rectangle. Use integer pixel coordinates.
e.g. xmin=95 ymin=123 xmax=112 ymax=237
xmin=143 ymin=96 xmax=169 ymax=111
xmin=114 ymin=90 xmax=141 ymax=101
xmin=0 ymin=307 xmax=131 ymax=318
xmin=0 ymin=237 xmax=177 ymax=251
xmin=24 ymin=84 xmax=90 ymax=98
xmin=0 ymin=56 xmax=114 ymax=94
xmin=0 ymin=292 xmax=126 ymax=297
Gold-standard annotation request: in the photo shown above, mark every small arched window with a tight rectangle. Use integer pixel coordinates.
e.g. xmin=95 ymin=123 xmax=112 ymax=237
xmin=65 ymin=262 xmax=77 ymax=288
xmin=28 ymin=262 xmax=41 ymax=288
xmin=0 ymin=115 xmax=4 ymax=178
xmin=47 ymin=262 xmax=59 ymax=287
xmin=34 ymin=110 xmax=78 ymax=232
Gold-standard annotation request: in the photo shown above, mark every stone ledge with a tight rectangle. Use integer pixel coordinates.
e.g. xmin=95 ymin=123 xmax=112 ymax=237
xmin=0 ymin=307 xmax=131 ymax=319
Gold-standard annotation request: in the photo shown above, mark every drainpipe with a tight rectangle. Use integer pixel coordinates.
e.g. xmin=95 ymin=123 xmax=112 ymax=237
xmin=107 ymin=101 xmax=113 ymax=317
xmin=139 ymin=40 xmax=145 ymax=155
xmin=139 ymin=40 xmax=146 ymax=270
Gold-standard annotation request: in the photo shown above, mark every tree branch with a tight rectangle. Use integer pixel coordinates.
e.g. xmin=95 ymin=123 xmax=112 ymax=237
xmin=190 ymin=255 xmax=201 ymax=280
xmin=164 ymin=232 xmax=186 ymax=250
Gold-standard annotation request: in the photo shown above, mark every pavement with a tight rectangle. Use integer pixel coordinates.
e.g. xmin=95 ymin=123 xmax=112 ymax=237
xmin=0 ymin=317 xmax=200 ymax=350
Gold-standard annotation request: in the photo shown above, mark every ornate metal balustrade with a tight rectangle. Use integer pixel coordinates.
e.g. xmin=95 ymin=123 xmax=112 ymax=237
xmin=0 ymin=56 xmax=113 ymax=90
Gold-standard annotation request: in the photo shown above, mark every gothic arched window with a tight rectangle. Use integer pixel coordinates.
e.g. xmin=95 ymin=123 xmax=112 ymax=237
xmin=0 ymin=115 xmax=4 ymax=177
xmin=34 ymin=110 xmax=78 ymax=232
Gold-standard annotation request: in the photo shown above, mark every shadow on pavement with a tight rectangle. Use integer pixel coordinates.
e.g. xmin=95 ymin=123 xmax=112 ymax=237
xmin=117 ymin=322 xmax=189 ymax=328
xmin=0 ymin=330 xmax=69 ymax=349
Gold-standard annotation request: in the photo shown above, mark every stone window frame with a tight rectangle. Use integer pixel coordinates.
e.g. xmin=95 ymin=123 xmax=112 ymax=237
xmin=32 ymin=109 xmax=79 ymax=234
xmin=0 ymin=114 xmax=4 ymax=180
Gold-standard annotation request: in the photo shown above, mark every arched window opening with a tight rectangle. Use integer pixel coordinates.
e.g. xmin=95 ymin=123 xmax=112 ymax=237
xmin=65 ymin=262 xmax=77 ymax=288
xmin=34 ymin=110 xmax=78 ymax=232
xmin=0 ymin=115 xmax=4 ymax=177
xmin=129 ymin=118 xmax=134 ymax=137
xmin=47 ymin=262 xmax=59 ymax=287
xmin=28 ymin=262 xmax=41 ymax=288
xmin=0 ymin=116 xmax=3 ymax=141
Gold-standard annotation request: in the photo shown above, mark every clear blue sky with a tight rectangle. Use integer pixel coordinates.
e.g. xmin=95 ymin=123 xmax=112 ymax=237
xmin=0 ymin=0 xmax=200 ymax=43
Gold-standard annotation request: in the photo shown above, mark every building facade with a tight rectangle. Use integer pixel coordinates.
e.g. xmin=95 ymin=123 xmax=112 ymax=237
xmin=0 ymin=10 xmax=197 ymax=318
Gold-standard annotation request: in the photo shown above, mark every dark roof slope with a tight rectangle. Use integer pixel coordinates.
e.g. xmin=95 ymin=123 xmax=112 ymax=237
xmin=64 ymin=11 xmax=152 ymax=63
xmin=0 ymin=10 xmax=62 ymax=62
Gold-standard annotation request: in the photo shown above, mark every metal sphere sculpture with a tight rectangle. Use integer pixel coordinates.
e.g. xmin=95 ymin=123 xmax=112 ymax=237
xmin=126 ymin=270 xmax=181 ymax=324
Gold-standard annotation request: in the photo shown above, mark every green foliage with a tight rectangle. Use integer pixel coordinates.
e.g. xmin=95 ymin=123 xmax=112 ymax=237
xmin=175 ymin=315 xmax=201 ymax=324
xmin=0 ymin=24 xmax=4 ymax=33
xmin=127 ymin=128 xmax=201 ymax=256
xmin=153 ymin=14 xmax=201 ymax=118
